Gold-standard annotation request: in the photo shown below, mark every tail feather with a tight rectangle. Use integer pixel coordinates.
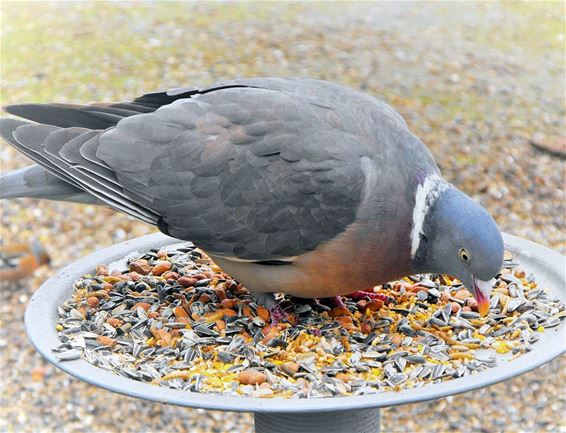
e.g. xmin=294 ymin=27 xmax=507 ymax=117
xmin=0 ymin=164 xmax=103 ymax=204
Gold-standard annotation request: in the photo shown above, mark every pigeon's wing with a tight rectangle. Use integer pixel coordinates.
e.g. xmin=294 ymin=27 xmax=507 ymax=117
xmin=98 ymin=86 xmax=371 ymax=260
xmin=3 ymin=83 xmax=257 ymax=129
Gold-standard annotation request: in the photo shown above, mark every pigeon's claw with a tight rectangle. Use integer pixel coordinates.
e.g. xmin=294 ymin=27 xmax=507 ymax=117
xmin=269 ymin=303 xmax=289 ymax=327
xmin=251 ymin=291 xmax=290 ymax=327
xmin=333 ymin=296 xmax=347 ymax=309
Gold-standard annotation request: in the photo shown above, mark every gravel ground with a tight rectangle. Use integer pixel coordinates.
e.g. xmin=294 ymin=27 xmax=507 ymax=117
xmin=1 ymin=2 xmax=564 ymax=432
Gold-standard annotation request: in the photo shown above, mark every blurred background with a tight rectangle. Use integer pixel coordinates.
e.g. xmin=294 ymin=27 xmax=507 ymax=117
xmin=1 ymin=2 xmax=564 ymax=432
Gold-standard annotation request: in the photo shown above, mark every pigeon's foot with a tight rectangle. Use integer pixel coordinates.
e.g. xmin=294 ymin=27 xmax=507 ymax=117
xmin=269 ymin=303 xmax=289 ymax=327
xmin=346 ymin=290 xmax=389 ymax=303
xmin=251 ymin=291 xmax=291 ymax=327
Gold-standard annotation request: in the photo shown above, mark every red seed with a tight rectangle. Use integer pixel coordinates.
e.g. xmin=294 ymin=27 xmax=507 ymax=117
xmin=330 ymin=307 xmax=351 ymax=318
xmin=131 ymin=302 xmax=151 ymax=311
xmin=129 ymin=259 xmax=151 ymax=275
xmin=87 ymin=297 xmax=100 ymax=308
xmin=96 ymin=336 xmax=117 ymax=347
xmin=238 ymin=369 xmax=266 ymax=385
xmin=455 ymin=289 xmax=471 ymax=301
xmin=162 ymin=271 xmax=179 ymax=280
xmin=178 ymin=276 xmax=198 ymax=288
xmin=95 ymin=264 xmax=109 ymax=276
xmin=220 ymin=299 xmax=237 ymax=309
xmin=174 ymin=306 xmax=189 ymax=318
xmin=256 ymin=306 xmax=270 ymax=322
xmin=106 ymin=317 xmax=122 ymax=328
xmin=364 ymin=299 xmax=383 ymax=312
xmin=151 ymin=261 xmax=172 ymax=276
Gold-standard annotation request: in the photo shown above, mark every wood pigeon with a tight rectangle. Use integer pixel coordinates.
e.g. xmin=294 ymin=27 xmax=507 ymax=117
xmin=0 ymin=77 xmax=503 ymax=317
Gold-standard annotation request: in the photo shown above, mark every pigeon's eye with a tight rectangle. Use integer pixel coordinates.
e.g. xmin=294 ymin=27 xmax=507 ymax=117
xmin=459 ymin=248 xmax=471 ymax=263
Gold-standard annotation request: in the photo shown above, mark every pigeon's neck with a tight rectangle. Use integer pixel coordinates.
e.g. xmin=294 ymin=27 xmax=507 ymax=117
xmin=409 ymin=174 xmax=449 ymax=261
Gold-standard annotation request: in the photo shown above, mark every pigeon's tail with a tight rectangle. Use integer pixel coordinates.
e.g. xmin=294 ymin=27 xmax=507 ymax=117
xmin=0 ymin=113 xmax=161 ymax=225
xmin=0 ymin=164 xmax=104 ymax=204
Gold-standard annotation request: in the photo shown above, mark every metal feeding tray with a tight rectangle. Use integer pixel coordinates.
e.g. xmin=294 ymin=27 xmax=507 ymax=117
xmin=25 ymin=233 xmax=565 ymax=433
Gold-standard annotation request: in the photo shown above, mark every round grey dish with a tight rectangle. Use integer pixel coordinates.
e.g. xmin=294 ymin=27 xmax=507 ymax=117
xmin=25 ymin=232 xmax=565 ymax=433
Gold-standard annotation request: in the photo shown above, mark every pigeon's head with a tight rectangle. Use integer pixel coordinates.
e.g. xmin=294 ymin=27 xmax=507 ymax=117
xmin=411 ymin=177 xmax=503 ymax=316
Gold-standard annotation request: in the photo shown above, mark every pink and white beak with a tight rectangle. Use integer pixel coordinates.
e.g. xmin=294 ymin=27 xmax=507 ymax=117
xmin=473 ymin=277 xmax=494 ymax=317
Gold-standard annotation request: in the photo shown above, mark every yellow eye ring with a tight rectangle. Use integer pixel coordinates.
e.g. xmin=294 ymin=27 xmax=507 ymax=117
xmin=459 ymin=248 xmax=471 ymax=262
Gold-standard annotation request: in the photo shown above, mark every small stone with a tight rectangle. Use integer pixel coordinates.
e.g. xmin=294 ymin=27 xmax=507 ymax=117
xmin=238 ymin=369 xmax=267 ymax=385
xmin=31 ymin=366 xmax=47 ymax=382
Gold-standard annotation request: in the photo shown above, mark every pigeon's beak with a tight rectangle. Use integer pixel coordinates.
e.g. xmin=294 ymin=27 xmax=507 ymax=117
xmin=473 ymin=277 xmax=493 ymax=317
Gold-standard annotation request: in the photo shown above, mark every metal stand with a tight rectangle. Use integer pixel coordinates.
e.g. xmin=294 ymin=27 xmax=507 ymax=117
xmin=254 ymin=408 xmax=381 ymax=433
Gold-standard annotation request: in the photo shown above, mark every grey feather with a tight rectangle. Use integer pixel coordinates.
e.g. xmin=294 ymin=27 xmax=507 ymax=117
xmin=1 ymin=118 xmax=160 ymax=224
xmin=0 ymin=164 xmax=102 ymax=204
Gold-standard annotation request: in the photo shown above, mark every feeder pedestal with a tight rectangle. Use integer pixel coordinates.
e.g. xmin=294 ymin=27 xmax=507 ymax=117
xmin=255 ymin=409 xmax=380 ymax=433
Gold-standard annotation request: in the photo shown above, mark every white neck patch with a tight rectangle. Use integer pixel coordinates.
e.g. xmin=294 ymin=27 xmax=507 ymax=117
xmin=410 ymin=175 xmax=449 ymax=258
